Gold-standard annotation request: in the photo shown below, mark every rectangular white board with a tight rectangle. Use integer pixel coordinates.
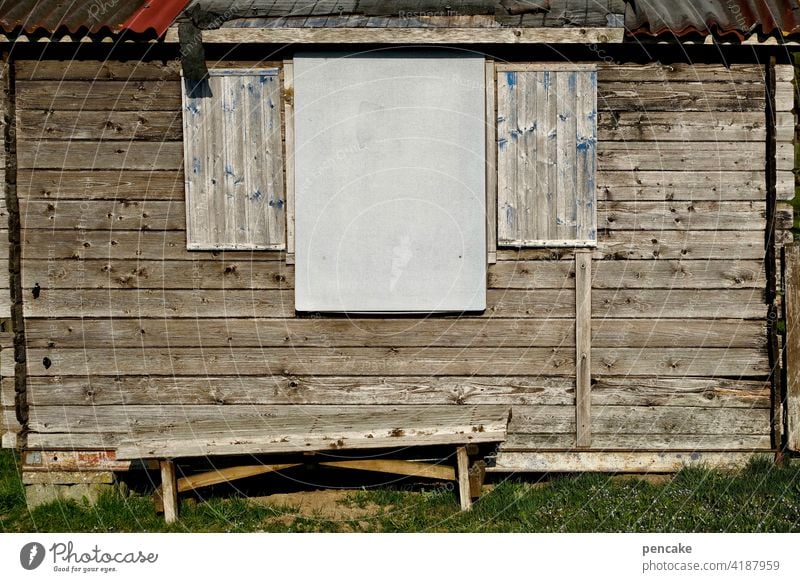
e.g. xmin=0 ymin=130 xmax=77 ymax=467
xmin=294 ymin=52 xmax=486 ymax=312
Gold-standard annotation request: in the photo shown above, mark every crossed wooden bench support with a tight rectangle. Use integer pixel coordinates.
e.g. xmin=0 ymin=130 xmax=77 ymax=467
xmin=115 ymin=405 xmax=512 ymax=523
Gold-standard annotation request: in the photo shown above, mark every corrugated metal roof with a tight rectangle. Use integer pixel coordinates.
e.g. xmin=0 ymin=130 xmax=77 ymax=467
xmin=0 ymin=0 xmax=190 ymax=37
xmin=626 ymin=0 xmax=800 ymax=40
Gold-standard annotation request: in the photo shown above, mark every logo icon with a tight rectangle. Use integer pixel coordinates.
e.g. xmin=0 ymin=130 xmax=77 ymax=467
xmin=20 ymin=542 xmax=46 ymax=570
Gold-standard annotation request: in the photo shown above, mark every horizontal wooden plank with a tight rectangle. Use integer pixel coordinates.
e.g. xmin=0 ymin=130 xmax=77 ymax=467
xmin=500 ymin=433 xmax=772 ymax=451
xmin=22 ymin=470 xmax=115 ymax=484
xmin=495 ymin=232 xmax=778 ymax=262
xmin=596 ymin=170 xmax=769 ymax=201
xmin=593 ymin=348 xmax=768 ymax=377
xmin=491 ymin=451 xmax=765 ymax=472
xmin=597 ymin=111 xmax=768 ymax=141
xmin=490 ymin=260 xmax=765 ymax=290
xmin=17 ymin=110 xmax=182 ymax=141
xmin=23 ymin=259 xmax=294 ymax=290
xmin=592 ymin=319 xmax=766 ymax=348
xmin=174 ymin=26 xmax=625 ymax=45
xmin=16 ymin=81 xmax=181 ymax=111
xmin=16 ymin=60 xmax=182 ymax=81
xmin=599 ymin=200 xmax=774 ymax=231
xmin=25 ymin=347 xmax=576 ymax=377
xmin=592 ymin=289 xmax=766 ymax=319
xmin=597 ymin=142 xmax=766 ymax=171
xmin=20 ymin=200 xmax=184 ymax=230
xmin=22 ymin=289 xmax=576 ymax=318
xmin=24 ymin=229 xmax=777 ymax=263
xmin=17 ymin=142 xmax=183 ymax=171
xmin=20 ymin=449 xmax=138 ymax=471
xmin=509 ymin=405 xmax=769 ymax=435
xmin=591 ymin=377 xmax=770 ymax=408
xmin=598 ymin=82 xmax=764 ymax=112
xmin=23 ymin=259 xmax=684 ymax=292
xmin=23 ymin=318 xmax=576 ymax=349
xmin=18 ymin=170 xmax=184 ymax=200
xmin=18 ymin=375 xmax=575 ymax=407
xmin=21 ymin=231 xmax=283 ymax=260
xmin=597 ymin=63 xmax=767 ymax=83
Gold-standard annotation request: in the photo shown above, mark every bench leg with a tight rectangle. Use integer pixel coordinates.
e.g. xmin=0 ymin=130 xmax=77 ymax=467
xmin=160 ymin=459 xmax=178 ymax=524
xmin=455 ymin=446 xmax=472 ymax=511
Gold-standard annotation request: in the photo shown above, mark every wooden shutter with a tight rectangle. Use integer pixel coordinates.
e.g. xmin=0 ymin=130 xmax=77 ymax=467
xmin=496 ymin=65 xmax=597 ymax=247
xmin=182 ymin=69 xmax=285 ymax=250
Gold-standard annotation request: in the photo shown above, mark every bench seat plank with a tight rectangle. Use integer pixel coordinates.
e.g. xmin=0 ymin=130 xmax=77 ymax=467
xmin=115 ymin=405 xmax=512 ymax=460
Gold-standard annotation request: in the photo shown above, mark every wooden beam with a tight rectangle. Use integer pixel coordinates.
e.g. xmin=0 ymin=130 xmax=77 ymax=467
xmin=456 ymin=446 xmax=472 ymax=511
xmin=490 ymin=451 xmax=767 ymax=473
xmin=320 ymin=459 xmax=455 ymax=481
xmin=575 ymin=250 xmax=591 ymax=447
xmin=485 ymin=59 xmax=496 ymax=264
xmin=283 ymin=60 xmax=295 ymax=265
xmin=785 ymin=244 xmax=800 ymax=452
xmin=160 ymin=459 xmax=178 ymax=524
xmin=164 ymin=27 xmax=625 ymax=45
xmin=176 ymin=463 xmax=301 ymax=493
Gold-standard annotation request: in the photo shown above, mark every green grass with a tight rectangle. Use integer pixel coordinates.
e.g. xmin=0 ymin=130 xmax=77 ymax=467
xmin=2 ymin=450 xmax=799 ymax=532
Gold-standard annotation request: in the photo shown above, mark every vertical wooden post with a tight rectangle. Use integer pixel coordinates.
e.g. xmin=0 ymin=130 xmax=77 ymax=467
xmin=283 ymin=60 xmax=296 ymax=265
xmin=485 ymin=59 xmax=497 ymax=264
xmin=455 ymin=446 xmax=472 ymax=511
xmin=784 ymin=244 xmax=800 ymax=452
xmin=575 ymin=250 xmax=592 ymax=448
xmin=160 ymin=459 xmax=179 ymax=524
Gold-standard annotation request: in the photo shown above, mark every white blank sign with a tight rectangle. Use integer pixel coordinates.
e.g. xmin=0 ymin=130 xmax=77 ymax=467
xmin=294 ymin=52 xmax=486 ymax=312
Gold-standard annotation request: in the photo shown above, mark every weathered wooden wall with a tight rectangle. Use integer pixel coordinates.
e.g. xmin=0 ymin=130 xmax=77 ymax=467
xmin=5 ymin=58 xmax=793 ymax=470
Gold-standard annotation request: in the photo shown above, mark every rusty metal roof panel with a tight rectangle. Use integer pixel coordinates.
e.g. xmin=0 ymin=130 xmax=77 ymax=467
xmin=627 ymin=0 xmax=800 ymax=40
xmin=0 ymin=0 xmax=190 ymax=37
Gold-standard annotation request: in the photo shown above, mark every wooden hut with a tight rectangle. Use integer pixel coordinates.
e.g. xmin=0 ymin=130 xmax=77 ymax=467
xmin=1 ymin=0 xmax=799 ymax=514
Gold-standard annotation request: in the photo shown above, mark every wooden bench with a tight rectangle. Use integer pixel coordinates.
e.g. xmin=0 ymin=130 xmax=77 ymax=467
xmin=114 ymin=405 xmax=512 ymax=522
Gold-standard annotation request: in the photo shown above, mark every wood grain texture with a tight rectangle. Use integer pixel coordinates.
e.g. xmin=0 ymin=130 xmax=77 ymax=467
xmin=160 ymin=460 xmax=178 ymax=523
xmin=508 ymin=405 xmax=769 ymax=435
xmin=491 ymin=451 xmax=764 ymax=472
xmin=598 ymin=83 xmax=764 ymax=112
xmin=591 ymin=377 xmax=770 ymax=408
xmin=785 ymin=245 xmax=800 ymax=452
xmin=592 ymin=319 xmax=766 ymax=348
xmin=21 ymin=231 xmax=284 ymax=260
xmin=176 ymin=27 xmax=624 ymax=44
xmin=596 ymin=171 xmax=771 ymax=201
xmin=593 ymin=289 xmax=766 ymax=319
xmin=596 ymin=63 xmax=768 ymax=83
xmin=16 ymin=81 xmax=181 ymax=111
xmin=500 ymin=433 xmax=772 ymax=451
xmin=19 ymin=375 xmax=576 ymax=407
xmin=24 ymin=347 xmax=576 ymax=377
xmin=17 ymin=141 xmax=183 ymax=171
xmin=23 ymin=317 xmax=576 ymax=349
xmin=597 ymin=111 xmax=769 ymax=141
xmin=489 ymin=259 xmax=765 ymax=289
xmin=575 ymin=251 xmax=591 ymax=447
xmin=598 ymin=201 xmax=775 ymax=231
xmin=20 ymin=229 xmax=772 ymax=261
xmin=23 ymin=289 xmax=576 ymax=318
xmin=18 ymin=170 xmax=184 ymax=200
xmin=16 ymin=60 xmax=181 ymax=81
xmin=597 ymin=141 xmax=767 ymax=171
xmin=497 ymin=69 xmax=596 ymax=246
xmin=17 ymin=110 xmax=182 ymax=141
xmin=20 ymin=200 xmax=184 ymax=230
xmin=183 ymin=70 xmax=286 ymax=250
